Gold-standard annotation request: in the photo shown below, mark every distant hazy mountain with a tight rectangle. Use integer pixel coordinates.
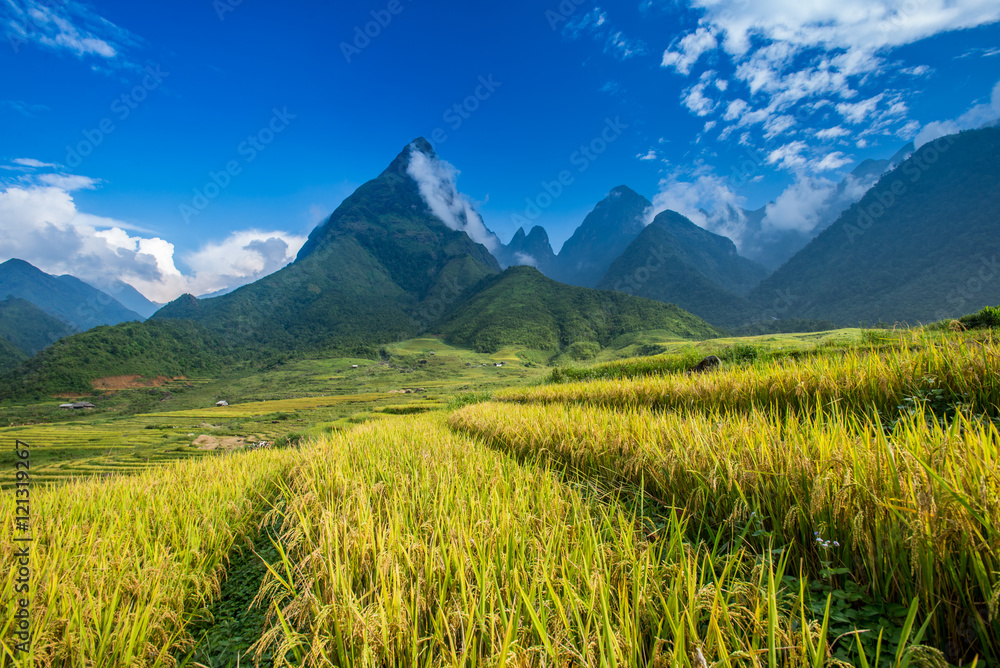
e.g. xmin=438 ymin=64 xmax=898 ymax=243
xmin=495 ymin=226 xmax=557 ymax=274
xmin=738 ymin=143 xmax=914 ymax=270
xmin=598 ymin=210 xmax=768 ymax=327
xmin=436 ymin=265 xmax=717 ymax=352
xmin=154 ymin=138 xmax=502 ymax=350
xmin=750 ymin=127 xmax=1000 ymax=326
xmin=552 ymin=186 xmax=651 ymax=287
xmin=0 ymin=296 xmax=77 ymax=356
xmin=0 ymin=259 xmax=142 ymax=331
xmin=97 ymin=280 xmax=162 ymax=319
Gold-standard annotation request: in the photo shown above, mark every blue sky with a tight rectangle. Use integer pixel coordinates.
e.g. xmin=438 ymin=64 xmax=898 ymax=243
xmin=1 ymin=0 xmax=999 ymax=302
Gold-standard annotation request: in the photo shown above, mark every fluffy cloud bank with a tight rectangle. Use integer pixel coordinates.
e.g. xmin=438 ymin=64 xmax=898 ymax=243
xmin=0 ymin=162 xmax=306 ymax=302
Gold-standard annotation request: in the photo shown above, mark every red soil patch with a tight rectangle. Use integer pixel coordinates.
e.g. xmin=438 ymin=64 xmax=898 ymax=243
xmin=91 ymin=375 xmax=173 ymax=390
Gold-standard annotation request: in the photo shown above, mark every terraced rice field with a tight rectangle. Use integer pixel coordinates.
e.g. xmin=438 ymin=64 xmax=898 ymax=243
xmin=0 ymin=422 xmax=209 ymax=487
xmin=0 ymin=394 xmax=431 ymax=488
xmin=2 ymin=332 xmax=998 ymax=666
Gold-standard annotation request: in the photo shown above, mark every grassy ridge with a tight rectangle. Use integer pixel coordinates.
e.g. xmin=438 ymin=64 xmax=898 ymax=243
xmin=0 ymin=447 xmax=298 ymax=666
xmin=0 ymin=297 xmax=76 ymax=357
xmin=500 ymin=332 xmax=1000 ymax=419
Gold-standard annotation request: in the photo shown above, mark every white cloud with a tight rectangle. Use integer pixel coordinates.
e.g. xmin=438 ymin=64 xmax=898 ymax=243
xmin=661 ymin=27 xmax=718 ymax=75
xmin=0 ymin=168 xmax=306 ymax=302
xmin=563 ymin=7 xmax=646 ymax=61
xmin=677 ymin=0 xmax=1000 ymax=60
xmin=812 ymin=151 xmax=853 ymax=172
xmin=0 ymin=100 xmax=49 ymax=118
xmin=914 ymin=78 xmax=1000 ymax=147
xmin=37 ymin=173 xmax=100 ymax=191
xmin=723 ymin=99 xmax=749 ymax=121
xmin=5 ymin=0 xmax=140 ymax=66
xmin=837 ymin=94 xmax=884 ymax=124
xmin=564 ymin=9 xmax=607 ymax=37
xmin=901 ymin=65 xmax=932 ymax=76
xmin=763 ymin=114 xmax=796 ymax=139
xmin=605 ymin=30 xmax=647 ymax=60
xmin=11 ymin=158 xmax=58 ymax=169
xmin=512 ymin=252 xmax=539 ymax=268
xmin=763 ymin=176 xmax=839 ymax=233
xmin=648 ymin=170 xmax=749 ymax=247
xmin=816 ymin=126 xmax=851 ymax=140
xmin=406 ymin=144 xmax=499 ymax=252
xmin=767 ymin=141 xmax=809 ymax=171
xmin=682 ymin=82 xmax=717 ymax=116
xmin=896 ymin=119 xmax=921 ymax=139
xmin=637 ymin=150 xmax=658 ymax=161
xmin=599 ymin=80 xmax=621 ymax=95
xmin=761 ymin=170 xmax=875 ymax=236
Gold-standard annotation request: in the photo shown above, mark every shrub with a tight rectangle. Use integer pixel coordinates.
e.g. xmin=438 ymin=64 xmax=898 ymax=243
xmin=959 ymin=305 xmax=1000 ymax=330
xmin=567 ymin=341 xmax=601 ymax=361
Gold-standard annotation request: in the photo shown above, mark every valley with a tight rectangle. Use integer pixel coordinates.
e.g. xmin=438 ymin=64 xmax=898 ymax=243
xmin=1 ymin=83 xmax=998 ymax=668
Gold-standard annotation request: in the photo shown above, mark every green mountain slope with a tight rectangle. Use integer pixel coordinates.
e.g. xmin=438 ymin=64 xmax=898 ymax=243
xmin=0 ymin=297 xmax=77 ymax=355
xmin=552 ymin=186 xmax=651 ymax=287
xmin=153 ymin=139 xmax=501 ymax=349
xmin=0 ymin=259 xmax=143 ymax=331
xmin=436 ymin=266 xmax=718 ymax=353
xmin=597 ymin=210 xmax=767 ymax=327
xmin=0 ymin=337 xmax=26 ymax=374
xmin=0 ymin=320 xmax=233 ymax=400
xmin=750 ymin=127 xmax=1000 ymax=326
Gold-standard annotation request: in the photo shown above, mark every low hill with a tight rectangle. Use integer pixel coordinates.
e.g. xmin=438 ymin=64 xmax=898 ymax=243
xmin=750 ymin=127 xmax=1000 ymax=326
xmin=597 ymin=210 xmax=767 ymax=327
xmin=0 ymin=320 xmax=236 ymax=400
xmin=435 ymin=266 xmax=718 ymax=353
xmin=0 ymin=259 xmax=142 ymax=331
xmin=0 ymin=296 xmax=77 ymax=355
xmin=153 ymin=138 xmax=500 ymax=350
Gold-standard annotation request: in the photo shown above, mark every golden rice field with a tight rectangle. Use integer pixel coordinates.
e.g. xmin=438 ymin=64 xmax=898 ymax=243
xmin=245 ymin=415 xmax=875 ymax=667
xmin=497 ymin=333 xmax=1000 ymax=418
xmin=0 ymin=423 xmax=209 ymax=487
xmin=142 ymin=393 xmax=390 ymax=420
xmin=1 ymin=331 xmax=998 ymax=666
xmin=0 ymin=448 xmax=299 ymax=666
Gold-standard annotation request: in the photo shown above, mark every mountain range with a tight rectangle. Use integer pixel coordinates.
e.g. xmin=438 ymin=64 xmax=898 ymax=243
xmin=751 ymin=127 xmax=1000 ymax=325
xmin=152 ymin=139 xmax=503 ymax=351
xmin=1 ymin=126 xmax=998 ymax=396
xmin=0 ymin=259 xmax=143 ymax=330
